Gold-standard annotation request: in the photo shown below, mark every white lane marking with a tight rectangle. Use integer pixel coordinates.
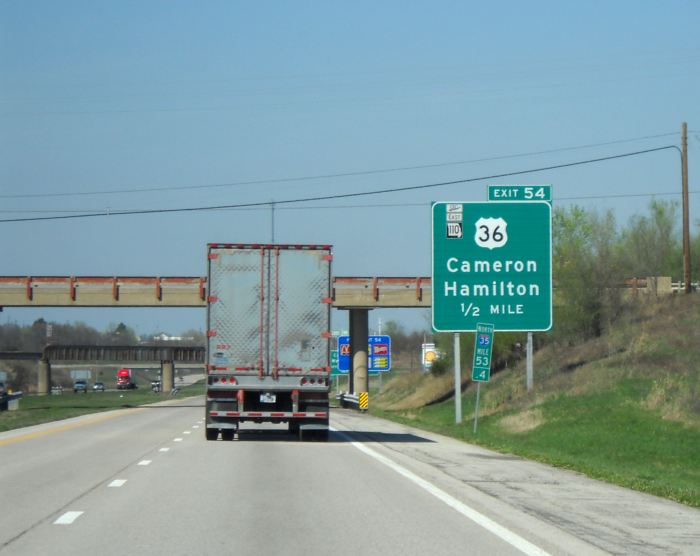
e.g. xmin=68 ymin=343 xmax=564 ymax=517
xmin=174 ymin=438 xmax=183 ymax=442
xmin=331 ymin=427 xmax=551 ymax=556
xmin=137 ymin=460 xmax=152 ymax=466
xmin=159 ymin=447 xmax=170 ymax=452
xmin=192 ymin=425 xmax=199 ymax=429
xmin=108 ymin=480 xmax=127 ymax=488
xmin=54 ymin=511 xmax=83 ymax=525
xmin=183 ymin=431 xmax=191 ymax=435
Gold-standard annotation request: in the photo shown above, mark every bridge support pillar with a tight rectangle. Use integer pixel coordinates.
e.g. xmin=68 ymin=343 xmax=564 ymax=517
xmin=349 ymin=308 xmax=369 ymax=396
xmin=161 ymin=360 xmax=175 ymax=393
xmin=38 ymin=358 xmax=51 ymax=395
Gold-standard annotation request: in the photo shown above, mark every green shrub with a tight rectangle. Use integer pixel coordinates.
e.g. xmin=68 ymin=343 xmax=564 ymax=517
xmin=430 ymin=357 xmax=450 ymax=376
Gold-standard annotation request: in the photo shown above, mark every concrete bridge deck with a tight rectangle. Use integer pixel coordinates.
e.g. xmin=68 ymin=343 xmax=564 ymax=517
xmin=0 ymin=276 xmax=432 ymax=308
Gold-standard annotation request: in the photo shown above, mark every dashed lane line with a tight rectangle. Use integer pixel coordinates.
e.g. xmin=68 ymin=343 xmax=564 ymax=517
xmin=54 ymin=511 xmax=83 ymax=525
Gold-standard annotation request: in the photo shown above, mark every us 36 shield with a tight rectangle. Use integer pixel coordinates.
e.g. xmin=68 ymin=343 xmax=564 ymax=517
xmin=474 ymin=217 xmax=508 ymax=249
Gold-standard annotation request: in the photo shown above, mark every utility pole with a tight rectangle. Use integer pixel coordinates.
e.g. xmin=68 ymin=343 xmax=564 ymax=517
xmin=270 ymin=201 xmax=276 ymax=244
xmin=682 ymin=123 xmax=691 ymax=293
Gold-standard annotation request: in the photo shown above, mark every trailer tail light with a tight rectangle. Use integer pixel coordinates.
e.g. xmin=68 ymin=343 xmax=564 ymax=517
xmin=300 ymin=378 xmax=328 ymax=386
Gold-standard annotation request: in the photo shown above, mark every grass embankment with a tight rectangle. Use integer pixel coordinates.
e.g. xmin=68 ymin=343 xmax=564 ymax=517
xmin=373 ymin=295 xmax=700 ymax=508
xmin=0 ymin=382 xmax=205 ymax=433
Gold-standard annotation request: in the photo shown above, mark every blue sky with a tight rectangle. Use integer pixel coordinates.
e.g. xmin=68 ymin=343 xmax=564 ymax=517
xmin=1 ymin=1 xmax=699 ymax=335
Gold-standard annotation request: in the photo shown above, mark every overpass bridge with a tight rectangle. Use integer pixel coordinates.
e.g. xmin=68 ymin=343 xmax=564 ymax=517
xmin=0 ymin=275 xmax=431 ymax=308
xmin=0 ymin=275 xmax=431 ymax=395
xmin=0 ymin=345 xmax=205 ymax=394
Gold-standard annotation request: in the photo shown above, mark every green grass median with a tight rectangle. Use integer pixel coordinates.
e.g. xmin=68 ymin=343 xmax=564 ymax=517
xmin=0 ymin=382 xmax=205 ymax=433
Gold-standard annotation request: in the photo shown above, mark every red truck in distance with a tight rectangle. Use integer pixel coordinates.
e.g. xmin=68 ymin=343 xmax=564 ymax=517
xmin=116 ymin=368 xmax=137 ymax=390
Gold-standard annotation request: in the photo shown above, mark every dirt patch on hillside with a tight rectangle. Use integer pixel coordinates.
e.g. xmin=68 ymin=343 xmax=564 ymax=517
xmin=499 ymin=408 xmax=544 ymax=434
xmin=375 ymin=371 xmax=454 ymax=411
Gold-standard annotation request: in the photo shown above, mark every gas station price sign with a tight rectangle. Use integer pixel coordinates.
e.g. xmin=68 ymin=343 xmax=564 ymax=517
xmin=337 ymin=335 xmax=392 ymax=372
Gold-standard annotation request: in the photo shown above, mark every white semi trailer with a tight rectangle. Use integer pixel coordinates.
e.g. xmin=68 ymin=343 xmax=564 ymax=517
xmin=205 ymin=244 xmax=332 ymax=441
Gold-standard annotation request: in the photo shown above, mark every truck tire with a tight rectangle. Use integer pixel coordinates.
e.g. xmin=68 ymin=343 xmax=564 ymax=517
xmin=205 ymin=428 xmax=219 ymax=441
xmin=221 ymin=429 xmax=235 ymax=441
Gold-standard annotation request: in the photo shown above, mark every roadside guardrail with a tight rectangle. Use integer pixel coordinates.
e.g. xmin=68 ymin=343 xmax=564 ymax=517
xmin=0 ymin=391 xmax=23 ymax=411
xmin=337 ymin=391 xmax=370 ymax=412
xmin=336 ymin=392 xmax=359 ymax=410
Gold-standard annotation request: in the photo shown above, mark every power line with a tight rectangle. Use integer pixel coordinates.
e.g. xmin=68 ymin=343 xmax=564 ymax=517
xmin=0 ymin=145 xmax=678 ymax=224
xmin=0 ymin=132 xmax=680 ymax=200
xmin=2 ymin=188 xmax=698 ymax=215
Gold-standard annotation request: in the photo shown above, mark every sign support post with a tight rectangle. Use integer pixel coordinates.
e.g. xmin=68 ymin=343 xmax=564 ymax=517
xmin=454 ymin=332 xmax=461 ymax=424
xmin=473 ymin=382 xmax=481 ymax=433
xmin=526 ymin=332 xmax=533 ymax=390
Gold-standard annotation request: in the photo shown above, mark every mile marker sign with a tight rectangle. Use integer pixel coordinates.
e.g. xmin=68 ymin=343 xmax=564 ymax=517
xmin=432 ymin=201 xmax=552 ymax=332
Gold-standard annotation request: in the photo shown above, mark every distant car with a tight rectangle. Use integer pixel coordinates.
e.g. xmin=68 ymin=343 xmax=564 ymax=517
xmin=92 ymin=382 xmax=105 ymax=392
xmin=73 ymin=380 xmax=88 ymax=393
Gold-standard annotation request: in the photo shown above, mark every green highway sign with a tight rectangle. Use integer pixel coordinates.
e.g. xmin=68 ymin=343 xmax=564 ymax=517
xmin=331 ymin=349 xmax=340 ymax=375
xmin=472 ymin=322 xmax=494 ymax=382
xmin=488 ymin=184 xmax=551 ymax=202
xmin=432 ymin=201 xmax=552 ymax=332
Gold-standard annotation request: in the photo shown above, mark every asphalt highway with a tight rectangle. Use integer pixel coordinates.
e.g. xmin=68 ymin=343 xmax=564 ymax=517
xmin=0 ymin=398 xmax=698 ymax=555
